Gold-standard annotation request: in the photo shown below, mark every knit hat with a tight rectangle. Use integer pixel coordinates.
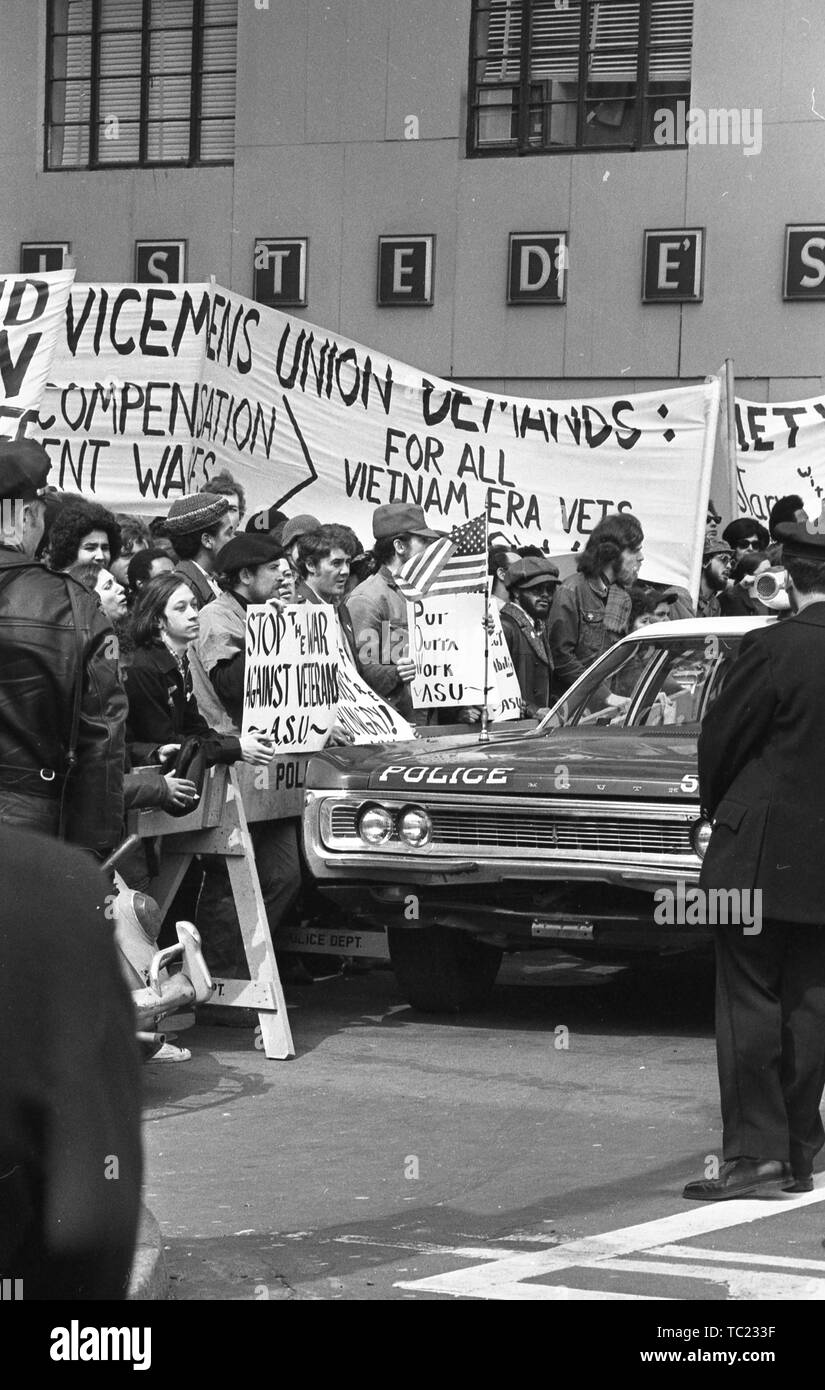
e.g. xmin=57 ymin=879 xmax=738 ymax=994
xmin=165 ymin=493 xmax=229 ymax=536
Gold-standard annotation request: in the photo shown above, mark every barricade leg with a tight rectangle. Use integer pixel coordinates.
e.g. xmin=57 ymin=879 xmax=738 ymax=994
xmin=204 ymin=769 xmax=295 ymax=1059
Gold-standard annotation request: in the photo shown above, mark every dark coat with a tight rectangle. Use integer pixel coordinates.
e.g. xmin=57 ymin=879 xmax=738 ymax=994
xmin=500 ymin=601 xmax=552 ymax=713
xmin=0 ymin=826 xmax=142 ymax=1298
xmin=124 ymin=642 xmax=240 ymax=766
xmin=698 ymin=601 xmax=825 ymax=923
xmin=0 ymin=547 xmax=127 ymax=853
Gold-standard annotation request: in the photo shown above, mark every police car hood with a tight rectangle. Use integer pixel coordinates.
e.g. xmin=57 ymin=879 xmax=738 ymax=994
xmin=304 ymin=725 xmax=699 ymax=800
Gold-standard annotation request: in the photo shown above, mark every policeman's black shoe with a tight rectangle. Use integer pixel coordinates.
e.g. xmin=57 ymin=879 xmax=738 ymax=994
xmin=783 ymin=1174 xmax=814 ymax=1193
xmin=682 ymin=1158 xmax=792 ymax=1201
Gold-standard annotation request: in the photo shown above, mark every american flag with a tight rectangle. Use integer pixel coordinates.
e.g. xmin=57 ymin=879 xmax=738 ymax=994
xmin=395 ymin=512 xmax=488 ymax=601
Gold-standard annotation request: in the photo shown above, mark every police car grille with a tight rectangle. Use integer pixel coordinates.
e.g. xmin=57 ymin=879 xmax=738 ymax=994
xmin=329 ymin=805 xmax=693 ymax=856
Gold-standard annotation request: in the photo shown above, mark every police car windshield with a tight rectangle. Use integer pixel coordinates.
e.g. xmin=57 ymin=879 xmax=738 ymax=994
xmin=537 ymin=633 xmax=745 ymax=732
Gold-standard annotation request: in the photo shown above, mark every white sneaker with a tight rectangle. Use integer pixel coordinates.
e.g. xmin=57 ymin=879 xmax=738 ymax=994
xmin=148 ymin=1041 xmax=192 ymax=1062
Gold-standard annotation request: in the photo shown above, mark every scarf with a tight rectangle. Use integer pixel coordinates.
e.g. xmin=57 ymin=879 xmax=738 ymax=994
xmin=603 ymin=582 xmax=632 ymax=641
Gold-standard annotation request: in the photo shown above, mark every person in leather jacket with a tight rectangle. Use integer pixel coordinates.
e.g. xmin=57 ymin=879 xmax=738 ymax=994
xmin=0 ymin=442 xmax=127 ymax=855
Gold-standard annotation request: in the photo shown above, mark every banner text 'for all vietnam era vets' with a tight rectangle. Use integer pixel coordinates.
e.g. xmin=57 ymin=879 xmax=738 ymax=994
xmin=34 ymin=281 xmax=720 ymax=593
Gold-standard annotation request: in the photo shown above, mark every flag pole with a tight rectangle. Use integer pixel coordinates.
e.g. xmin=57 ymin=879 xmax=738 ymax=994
xmin=724 ymin=357 xmax=738 ymax=524
xmin=478 ymin=514 xmax=491 ymax=744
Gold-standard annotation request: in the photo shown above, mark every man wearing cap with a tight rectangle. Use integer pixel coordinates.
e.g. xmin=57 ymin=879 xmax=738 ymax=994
xmin=697 ymin=537 xmax=734 ymax=619
xmin=0 ymin=440 xmax=126 ymax=852
xmin=500 ymin=557 xmax=561 ymax=716
xmin=188 ymin=533 xmax=302 ymax=978
xmin=281 ymin=514 xmax=321 ymax=577
xmin=165 ymin=492 xmax=235 ymax=607
xmin=344 ymin=502 xmax=442 ymax=723
xmin=683 ymin=514 xmax=825 ymax=1201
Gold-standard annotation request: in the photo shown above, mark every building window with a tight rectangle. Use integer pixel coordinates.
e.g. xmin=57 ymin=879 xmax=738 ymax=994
xmin=45 ymin=0 xmax=237 ymax=169
xmin=468 ymin=0 xmax=693 ymax=156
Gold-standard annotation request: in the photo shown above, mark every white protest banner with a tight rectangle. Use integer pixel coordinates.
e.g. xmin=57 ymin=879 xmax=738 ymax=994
xmin=32 ymin=283 xmax=719 ymax=593
xmin=199 ymin=292 xmax=719 ymax=594
xmin=409 ymin=591 xmax=487 ymax=709
xmin=35 ymin=282 xmax=209 ymax=506
xmin=734 ymin=395 xmax=825 ymax=526
xmin=334 ymin=640 xmax=416 ymax=744
xmin=487 ymin=605 xmax=523 ymax=723
xmin=242 ymin=602 xmax=338 ymax=753
xmin=0 ymin=269 xmax=75 ymax=440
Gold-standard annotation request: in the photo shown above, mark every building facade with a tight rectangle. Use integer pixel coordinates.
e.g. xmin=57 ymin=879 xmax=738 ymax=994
xmin=1 ymin=0 xmax=823 ymax=401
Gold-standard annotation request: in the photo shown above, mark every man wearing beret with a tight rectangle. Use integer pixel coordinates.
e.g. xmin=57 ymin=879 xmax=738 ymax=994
xmin=500 ymin=557 xmax=561 ymax=717
xmin=683 ymin=514 xmax=825 ymax=1200
xmin=344 ymin=502 xmax=442 ymax=723
xmin=0 ymin=440 xmax=127 ymax=853
xmin=188 ymin=533 xmax=302 ymax=978
xmin=165 ymin=491 xmax=235 ymax=608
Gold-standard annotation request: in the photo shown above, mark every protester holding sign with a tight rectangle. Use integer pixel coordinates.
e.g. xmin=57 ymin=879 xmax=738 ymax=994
xmin=345 ymin=503 xmax=442 ymax=725
xmin=500 ymin=556 xmax=561 ymax=717
xmin=188 ymin=534 xmax=304 ymax=981
xmin=124 ymin=573 xmax=274 ymax=772
xmin=295 ymin=522 xmax=362 ymax=671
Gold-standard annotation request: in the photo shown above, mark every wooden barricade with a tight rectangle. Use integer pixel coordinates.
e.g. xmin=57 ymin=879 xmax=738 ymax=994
xmin=131 ymin=758 xmax=310 ymax=1060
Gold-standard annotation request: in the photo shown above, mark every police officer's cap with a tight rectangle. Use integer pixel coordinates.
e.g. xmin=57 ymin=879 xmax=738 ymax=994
xmin=775 ymin=516 xmax=825 ymax=562
xmin=214 ymin=534 xmax=284 ymax=575
xmin=0 ymin=439 xmax=51 ymax=501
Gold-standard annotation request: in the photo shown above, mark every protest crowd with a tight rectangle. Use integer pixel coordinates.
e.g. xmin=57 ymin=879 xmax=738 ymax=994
xmin=1 ymin=425 xmax=821 ymax=1295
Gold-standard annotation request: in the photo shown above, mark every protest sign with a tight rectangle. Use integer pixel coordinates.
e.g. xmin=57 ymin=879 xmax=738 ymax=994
xmin=410 ymin=591 xmax=487 ymax=710
xmin=0 ymin=269 xmax=75 ymax=441
xmin=334 ymin=640 xmax=416 ymax=744
xmin=487 ymin=605 xmax=524 ymax=723
xmin=734 ymin=394 xmax=825 ymax=526
xmin=35 ymin=282 xmax=208 ymax=505
xmin=30 ymin=281 xmax=719 ymax=594
xmin=242 ymin=602 xmax=338 ymax=753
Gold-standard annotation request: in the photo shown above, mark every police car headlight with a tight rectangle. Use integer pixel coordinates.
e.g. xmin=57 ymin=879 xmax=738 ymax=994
xmin=357 ymin=805 xmax=394 ymax=845
xmin=397 ymin=806 xmax=432 ymax=847
xmin=691 ymin=819 xmax=713 ymax=858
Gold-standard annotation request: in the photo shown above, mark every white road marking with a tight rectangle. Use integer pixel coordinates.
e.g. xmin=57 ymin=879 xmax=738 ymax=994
xmin=395 ymin=1181 xmax=825 ymax=1300
xmin=654 ymin=1243 xmax=825 ymax=1271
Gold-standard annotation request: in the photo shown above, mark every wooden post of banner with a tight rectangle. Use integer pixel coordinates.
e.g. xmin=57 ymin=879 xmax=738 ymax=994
xmin=724 ymin=358 xmax=739 ymax=522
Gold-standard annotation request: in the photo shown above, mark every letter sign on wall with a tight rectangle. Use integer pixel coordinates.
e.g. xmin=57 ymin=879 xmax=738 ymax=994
xmin=253 ymin=238 xmax=308 ymax=307
xmin=507 ymin=233 xmax=568 ymax=304
xmin=642 ymin=229 xmax=704 ymax=303
xmin=784 ymin=225 xmax=825 ymax=300
xmin=377 ymin=236 xmax=434 ymax=306
xmin=19 ymin=242 xmax=70 ymax=273
xmin=135 ymin=240 xmax=186 ymax=284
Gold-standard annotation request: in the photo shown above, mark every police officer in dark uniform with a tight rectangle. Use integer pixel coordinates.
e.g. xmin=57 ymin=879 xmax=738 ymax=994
xmin=683 ymin=515 xmax=825 ymax=1199
xmin=0 ymin=440 xmax=126 ymax=852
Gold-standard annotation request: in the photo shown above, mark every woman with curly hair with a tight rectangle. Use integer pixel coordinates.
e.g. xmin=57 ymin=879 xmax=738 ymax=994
xmin=47 ymin=499 xmax=122 ymax=573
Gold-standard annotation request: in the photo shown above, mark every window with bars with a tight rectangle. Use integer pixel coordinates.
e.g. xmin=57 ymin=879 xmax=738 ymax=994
xmin=46 ymin=0 xmax=237 ymax=169
xmin=468 ymin=0 xmax=693 ymax=155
